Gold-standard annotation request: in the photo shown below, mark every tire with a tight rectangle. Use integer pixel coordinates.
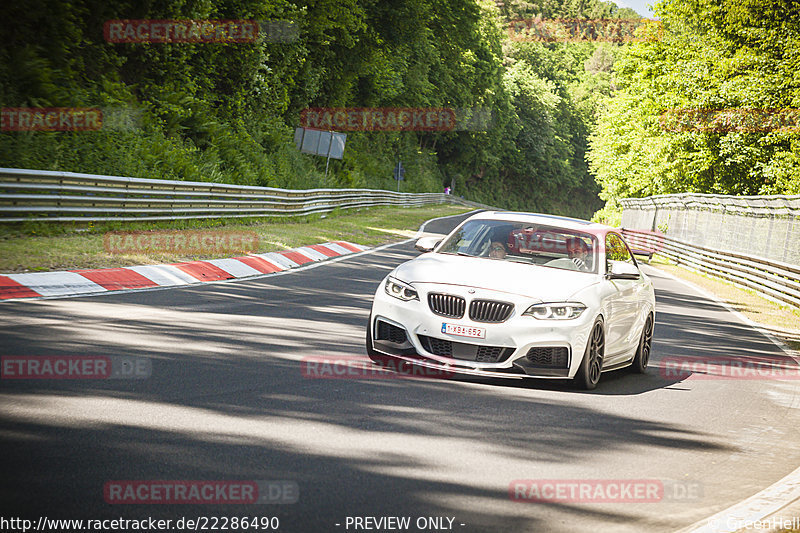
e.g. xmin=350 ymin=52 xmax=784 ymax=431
xmin=574 ymin=319 xmax=605 ymax=390
xmin=630 ymin=313 xmax=654 ymax=374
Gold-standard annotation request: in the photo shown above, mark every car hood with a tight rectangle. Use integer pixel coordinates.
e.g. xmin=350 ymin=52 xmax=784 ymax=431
xmin=392 ymin=253 xmax=599 ymax=301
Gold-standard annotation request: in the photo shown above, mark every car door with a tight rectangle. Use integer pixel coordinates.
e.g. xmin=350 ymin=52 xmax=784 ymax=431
xmin=602 ymin=233 xmax=643 ymax=364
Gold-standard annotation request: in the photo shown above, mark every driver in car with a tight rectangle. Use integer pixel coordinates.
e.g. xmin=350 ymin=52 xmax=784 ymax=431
xmin=566 ymin=237 xmax=590 ymax=271
xmin=488 ymin=241 xmax=507 ymax=259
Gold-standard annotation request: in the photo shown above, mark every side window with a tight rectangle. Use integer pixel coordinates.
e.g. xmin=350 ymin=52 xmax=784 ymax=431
xmin=606 ymin=233 xmax=634 ymax=269
xmin=449 ymin=224 xmax=481 ymax=254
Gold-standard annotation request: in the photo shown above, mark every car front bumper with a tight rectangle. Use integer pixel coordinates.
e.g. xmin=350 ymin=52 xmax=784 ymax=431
xmin=369 ymin=279 xmax=596 ymax=380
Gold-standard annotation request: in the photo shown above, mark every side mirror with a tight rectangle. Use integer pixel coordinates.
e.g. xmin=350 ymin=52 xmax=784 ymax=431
xmin=415 ymin=236 xmax=442 ymax=253
xmin=606 ymin=261 xmax=640 ymax=280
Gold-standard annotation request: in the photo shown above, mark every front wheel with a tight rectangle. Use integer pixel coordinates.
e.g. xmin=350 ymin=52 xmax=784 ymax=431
xmin=630 ymin=314 xmax=654 ymax=374
xmin=574 ymin=320 xmax=605 ymax=390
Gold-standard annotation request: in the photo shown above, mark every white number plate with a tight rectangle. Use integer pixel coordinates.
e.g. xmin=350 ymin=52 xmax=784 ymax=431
xmin=442 ymin=323 xmax=486 ymax=339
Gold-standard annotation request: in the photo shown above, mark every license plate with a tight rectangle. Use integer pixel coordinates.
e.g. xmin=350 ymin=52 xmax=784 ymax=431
xmin=442 ymin=323 xmax=485 ymax=339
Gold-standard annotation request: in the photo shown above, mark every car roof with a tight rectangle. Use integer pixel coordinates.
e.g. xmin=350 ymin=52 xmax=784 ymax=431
xmin=467 ymin=211 xmax=615 ymax=235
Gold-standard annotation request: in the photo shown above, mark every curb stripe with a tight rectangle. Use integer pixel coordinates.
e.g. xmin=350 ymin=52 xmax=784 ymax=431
xmin=172 ymin=261 xmax=234 ymax=282
xmin=0 ymin=276 xmax=41 ymax=299
xmin=295 ymin=246 xmax=331 ymax=261
xmin=204 ymin=259 xmax=262 ymax=279
xmin=279 ymin=250 xmax=314 ymax=265
xmin=0 ymin=241 xmax=367 ymax=301
xmin=334 ymin=241 xmax=365 ymax=253
xmin=5 ymin=272 xmax=107 ymax=297
xmin=680 ymin=464 xmax=800 ymax=533
xmin=127 ymin=265 xmax=200 ymax=286
xmin=256 ymin=252 xmax=299 ymax=269
xmin=308 ymin=244 xmax=340 ymax=258
xmin=234 ymin=256 xmax=284 ymax=274
xmin=258 ymin=252 xmax=300 ymax=269
xmin=71 ymin=268 xmax=159 ymax=291
xmin=322 ymin=242 xmax=355 ymax=255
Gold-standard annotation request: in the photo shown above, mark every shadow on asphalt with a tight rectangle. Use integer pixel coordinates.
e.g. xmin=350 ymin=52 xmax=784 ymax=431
xmin=0 ymin=215 xmax=769 ymax=532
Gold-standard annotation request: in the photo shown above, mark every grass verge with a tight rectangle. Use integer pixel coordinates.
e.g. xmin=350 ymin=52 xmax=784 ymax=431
xmin=647 ymin=254 xmax=800 ymax=352
xmin=0 ymin=204 xmax=475 ymax=274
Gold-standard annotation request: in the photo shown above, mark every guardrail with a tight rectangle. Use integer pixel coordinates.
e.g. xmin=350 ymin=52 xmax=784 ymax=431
xmin=622 ymin=228 xmax=800 ymax=310
xmin=621 ymin=193 xmax=800 ymax=217
xmin=621 ymin=193 xmax=800 ymax=266
xmin=621 ymin=192 xmax=800 ymax=311
xmin=0 ymin=168 xmax=488 ymax=222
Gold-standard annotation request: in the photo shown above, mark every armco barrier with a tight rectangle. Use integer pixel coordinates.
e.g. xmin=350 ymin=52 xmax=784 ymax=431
xmin=621 ymin=194 xmax=800 ymax=266
xmin=621 ymin=193 xmax=800 ymax=310
xmin=622 ymin=228 xmax=800 ymax=309
xmin=0 ymin=168 xmax=489 ymax=222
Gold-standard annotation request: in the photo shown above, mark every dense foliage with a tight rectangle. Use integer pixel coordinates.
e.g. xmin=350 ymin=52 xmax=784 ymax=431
xmin=589 ymin=0 xmax=800 ymax=222
xmin=1 ymin=0 xmax=639 ymax=218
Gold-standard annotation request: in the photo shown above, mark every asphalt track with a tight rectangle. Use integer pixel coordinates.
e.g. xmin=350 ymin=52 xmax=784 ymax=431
xmin=1 ymin=212 xmax=799 ymax=533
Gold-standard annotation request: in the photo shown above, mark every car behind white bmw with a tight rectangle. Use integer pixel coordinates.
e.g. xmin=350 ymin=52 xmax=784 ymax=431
xmin=367 ymin=211 xmax=656 ymax=389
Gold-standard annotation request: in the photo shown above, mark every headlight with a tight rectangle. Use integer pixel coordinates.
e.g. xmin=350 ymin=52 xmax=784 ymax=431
xmin=523 ymin=302 xmax=586 ymax=320
xmin=385 ymin=277 xmax=419 ymax=301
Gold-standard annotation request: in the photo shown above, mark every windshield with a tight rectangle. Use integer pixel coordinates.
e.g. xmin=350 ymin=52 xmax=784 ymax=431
xmin=438 ymin=219 xmax=598 ymax=273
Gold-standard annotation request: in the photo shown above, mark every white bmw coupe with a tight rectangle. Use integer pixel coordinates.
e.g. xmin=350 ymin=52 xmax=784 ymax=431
xmin=367 ymin=211 xmax=656 ymax=389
